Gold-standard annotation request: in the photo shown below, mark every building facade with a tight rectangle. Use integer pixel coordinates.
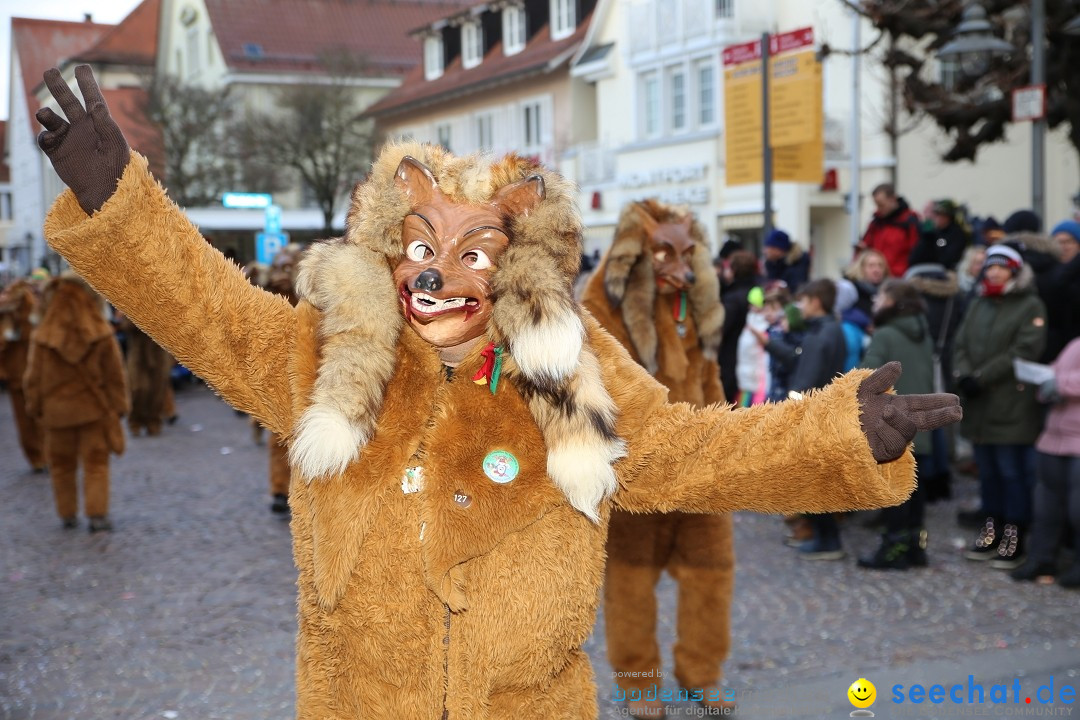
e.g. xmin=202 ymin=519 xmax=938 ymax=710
xmin=368 ymin=0 xmax=601 ymax=201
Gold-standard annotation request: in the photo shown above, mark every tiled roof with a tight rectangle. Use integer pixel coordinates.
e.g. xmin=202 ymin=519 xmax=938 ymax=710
xmin=74 ymin=0 xmax=160 ymax=66
xmin=204 ymin=0 xmax=471 ymax=77
xmin=366 ymin=16 xmax=589 ymax=118
xmin=10 ymin=18 xmax=110 ymax=127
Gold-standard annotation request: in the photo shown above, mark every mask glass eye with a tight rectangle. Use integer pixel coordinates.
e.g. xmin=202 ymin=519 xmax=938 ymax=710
xmin=462 ymin=249 xmax=491 ymax=270
xmin=654 ymin=250 xmax=667 ymax=263
xmin=407 ymin=240 xmax=434 ymax=262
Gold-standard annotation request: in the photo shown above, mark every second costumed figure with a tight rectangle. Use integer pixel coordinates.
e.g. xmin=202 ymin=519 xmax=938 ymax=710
xmin=582 ymin=200 xmax=733 ymax=713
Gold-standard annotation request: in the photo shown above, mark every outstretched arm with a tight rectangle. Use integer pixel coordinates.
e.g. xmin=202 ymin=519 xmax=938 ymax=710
xmin=39 ymin=66 xmax=296 ymax=434
xmin=591 ymin=322 xmax=961 ymax=515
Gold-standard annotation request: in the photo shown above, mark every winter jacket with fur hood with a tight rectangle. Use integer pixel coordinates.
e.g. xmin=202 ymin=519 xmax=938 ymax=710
xmin=953 ymin=265 xmax=1047 ymax=446
xmin=44 ymin=148 xmax=915 ymax=720
xmin=23 ymin=276 xmax=128 ymax=429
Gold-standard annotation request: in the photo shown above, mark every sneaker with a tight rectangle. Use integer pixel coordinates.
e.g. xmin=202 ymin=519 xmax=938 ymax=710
xmin=270 ymin=494 xmax=290 ymax=515
xmin=1057 ymin=566 xmax=1080 ymax=589
xmin=784 ymin=516 xmax=813 ymax=547
xmin=61 ymin=517 xmax=78 ymax=529
xmin=798 ymin=536 xmax=845 ymax=561
xmin=1009 ymin=559 xmax=1056 ymax=582
xmin=88 ymin=516 xmax=113 ymax=533
xmin=857 ymin=531 xmax=918 ymax=570
xmin=990 ymin=524 xmax=1025 ymax=569
xmin=965 ymin=517 xmax=1000 ymax=561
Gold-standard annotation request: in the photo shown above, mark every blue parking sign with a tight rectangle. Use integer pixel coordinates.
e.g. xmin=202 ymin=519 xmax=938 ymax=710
xmin=256 ymin=232 xmax=290 ymax=265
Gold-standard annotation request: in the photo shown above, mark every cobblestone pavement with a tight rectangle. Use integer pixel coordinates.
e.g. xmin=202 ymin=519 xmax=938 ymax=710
xmin=2 ymin=384 xmax=1078 ymax=720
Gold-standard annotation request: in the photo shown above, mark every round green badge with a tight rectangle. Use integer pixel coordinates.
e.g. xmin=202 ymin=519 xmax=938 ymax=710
xmin=482 ymin=450 xmax=519 ymax=484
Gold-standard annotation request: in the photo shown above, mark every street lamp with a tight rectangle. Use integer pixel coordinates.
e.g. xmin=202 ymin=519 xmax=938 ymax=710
xmin=937 ymin=5 xmax=1014 ymax=78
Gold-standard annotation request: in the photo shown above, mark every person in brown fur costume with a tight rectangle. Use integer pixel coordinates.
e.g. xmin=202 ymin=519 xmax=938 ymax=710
xmin=37 ymin=66 xmax=959 ymax=719
xmin=581 ymin=200 xmax=734 ymax=715
xmin=263 ymin=244 xmax=304 ymax=514
xmin=0 ymin=279 xmax=46 ymax=471
xmin=116 ymin=311 xmax=174 ymax=436
xmin=23 ymin=273 xmax=128 ymax=531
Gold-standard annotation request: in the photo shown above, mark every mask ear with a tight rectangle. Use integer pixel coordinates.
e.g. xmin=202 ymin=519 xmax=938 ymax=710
xmin=394 ymin=156 xmax=438 ymax=206
xmin=632 ymin=202 xmax=660 ymax=240
xmin=491 ymin=175 xmax=545 ymax=218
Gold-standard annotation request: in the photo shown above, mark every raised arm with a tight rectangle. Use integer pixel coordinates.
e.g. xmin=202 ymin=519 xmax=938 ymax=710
xmin=591 ymin=321 xmax=961 ymax=516
xmin=38 ymin=66 xmax=296 ymax=434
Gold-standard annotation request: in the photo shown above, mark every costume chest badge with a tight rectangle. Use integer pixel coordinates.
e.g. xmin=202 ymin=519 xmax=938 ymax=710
xmin=482 ymin=450 xmax=519 ymax=484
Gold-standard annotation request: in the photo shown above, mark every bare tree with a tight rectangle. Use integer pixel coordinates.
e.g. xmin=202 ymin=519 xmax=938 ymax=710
xmin=141 ymin=74 xmax=244 ymax=207
xmin=241 ymin=50 xmax=376 ymax=234
xmin=860 ymin=0 xmax=1080 ymax=179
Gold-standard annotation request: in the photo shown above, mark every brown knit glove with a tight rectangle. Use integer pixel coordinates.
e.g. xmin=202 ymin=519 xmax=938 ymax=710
xmin=857 ymin=362 xmax=962 ymax=464
xmin=36 ymin=65 xmax=130 ymax=216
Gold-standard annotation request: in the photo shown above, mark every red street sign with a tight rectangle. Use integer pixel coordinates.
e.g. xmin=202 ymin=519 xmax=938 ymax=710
xmin=723 ymin=39 xmax=761 ymax=66
xmin=723 ymin=27 xmax=814 ymax=66
xmin=770 ymin=27 xmax=814 ymax=54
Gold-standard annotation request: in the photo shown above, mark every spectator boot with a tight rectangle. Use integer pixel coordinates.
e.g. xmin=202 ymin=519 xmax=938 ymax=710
xmin=965 ymin=517 xmax=1000 ymax=561
xmin=857 ymin=531 xmax=913 ymax=570
xmin=908 ymin=527 xmax=928 ymax=567
xmin=1009 ymin=558 xmax=1056 ymax=582
xmin=990 ymin=524 xmax=1026 ymax=570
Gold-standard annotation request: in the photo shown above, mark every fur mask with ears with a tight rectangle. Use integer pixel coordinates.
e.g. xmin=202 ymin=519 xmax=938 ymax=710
xmin=602 ymin=199 xmax=723 ymax=374
xmin=288 ymin=142 xmax=625 ymax=522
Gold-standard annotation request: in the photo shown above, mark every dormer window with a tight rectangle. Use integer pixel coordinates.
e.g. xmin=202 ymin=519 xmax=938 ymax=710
xmin=462 ymin=21 xmax=483 ymax=69
xmin=503 ymin=6 xmax=526 ymax=56
xmin=550 ymin=0 xmax=575 ymax=40
xmin=424 ymin=35 xmax=444 ymax=80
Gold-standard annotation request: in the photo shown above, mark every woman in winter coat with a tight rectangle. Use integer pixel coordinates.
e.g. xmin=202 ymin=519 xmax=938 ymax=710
xmin=1010 ymin=336 xmax=1080 ymax=588
xmin=23 ymin=274 xmax=129 ymax=531
xmin=954 ymin=245 xmax=1047 ymax=569
xmin=856 ymin=280 xmax=935 ymax=570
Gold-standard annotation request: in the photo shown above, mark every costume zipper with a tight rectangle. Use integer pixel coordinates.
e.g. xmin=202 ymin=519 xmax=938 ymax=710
xmin=441 ymin=604 xmax=451 ymax=720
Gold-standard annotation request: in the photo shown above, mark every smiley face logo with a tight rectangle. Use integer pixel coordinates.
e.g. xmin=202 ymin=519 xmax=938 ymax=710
xmin=848 ymin=678 xmax=876 ymax=711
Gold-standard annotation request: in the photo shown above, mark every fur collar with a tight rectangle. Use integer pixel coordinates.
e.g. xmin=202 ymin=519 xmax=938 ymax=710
xmin=291 ymin=142 xmax=625 ymax=521
xmin=601 ymin=200 xmax=723 ymax=374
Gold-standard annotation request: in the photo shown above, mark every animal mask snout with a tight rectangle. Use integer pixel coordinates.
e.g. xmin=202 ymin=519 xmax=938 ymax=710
xmin=414 ymin=269 xmax=444 ymax=293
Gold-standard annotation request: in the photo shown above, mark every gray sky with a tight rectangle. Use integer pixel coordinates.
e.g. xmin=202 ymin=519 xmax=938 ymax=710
xmin=2 ymin=0 xmax=144 ymax=120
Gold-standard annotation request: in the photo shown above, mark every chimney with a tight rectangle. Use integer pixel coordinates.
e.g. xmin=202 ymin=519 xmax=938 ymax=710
xmin=84 ymin=13 xmax=93 ymax=22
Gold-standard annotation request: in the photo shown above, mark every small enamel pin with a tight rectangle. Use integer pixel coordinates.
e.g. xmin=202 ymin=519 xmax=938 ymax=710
xmin=482 ymin=450 xmax=519 ymax=484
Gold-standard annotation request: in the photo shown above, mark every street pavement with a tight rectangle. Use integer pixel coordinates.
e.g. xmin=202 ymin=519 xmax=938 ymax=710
xmin=2 ymin=383 xmax=1078 ymax=720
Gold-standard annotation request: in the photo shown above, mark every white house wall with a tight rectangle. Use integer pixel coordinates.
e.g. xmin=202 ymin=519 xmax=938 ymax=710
xmin=9 ymin=53 xmax=47 ymax=274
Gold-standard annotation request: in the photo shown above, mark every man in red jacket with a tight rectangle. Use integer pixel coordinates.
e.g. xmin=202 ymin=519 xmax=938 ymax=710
xmin=859 ymin=183 xmax=921 ymax=278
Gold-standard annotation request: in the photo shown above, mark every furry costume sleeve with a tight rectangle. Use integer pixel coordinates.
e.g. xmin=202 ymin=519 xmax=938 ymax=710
xmin=588 ymin=318 xmax=917 ymax=515
xmin=43 ymin=153 xmax=297 ymax=436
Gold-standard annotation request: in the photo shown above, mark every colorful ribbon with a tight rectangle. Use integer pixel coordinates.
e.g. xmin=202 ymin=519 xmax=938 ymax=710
xmin=472 ymin=342 xmax=504 ymax=395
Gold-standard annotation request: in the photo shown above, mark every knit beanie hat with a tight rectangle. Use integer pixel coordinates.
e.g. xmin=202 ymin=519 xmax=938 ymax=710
xmin=1003 ymin=209 xmax=1042 ymax=234
xmin=983 ymin=244 xmax=1023 ymax=274
xmin=1051 ymin=220 xmax=1080 ymax=243
xmin=764 ymin=229 xmax=792 ymax=252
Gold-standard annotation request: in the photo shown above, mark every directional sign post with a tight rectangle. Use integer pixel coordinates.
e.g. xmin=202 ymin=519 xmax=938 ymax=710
xmin=723 ymin=28 xmax=823 ymax=188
